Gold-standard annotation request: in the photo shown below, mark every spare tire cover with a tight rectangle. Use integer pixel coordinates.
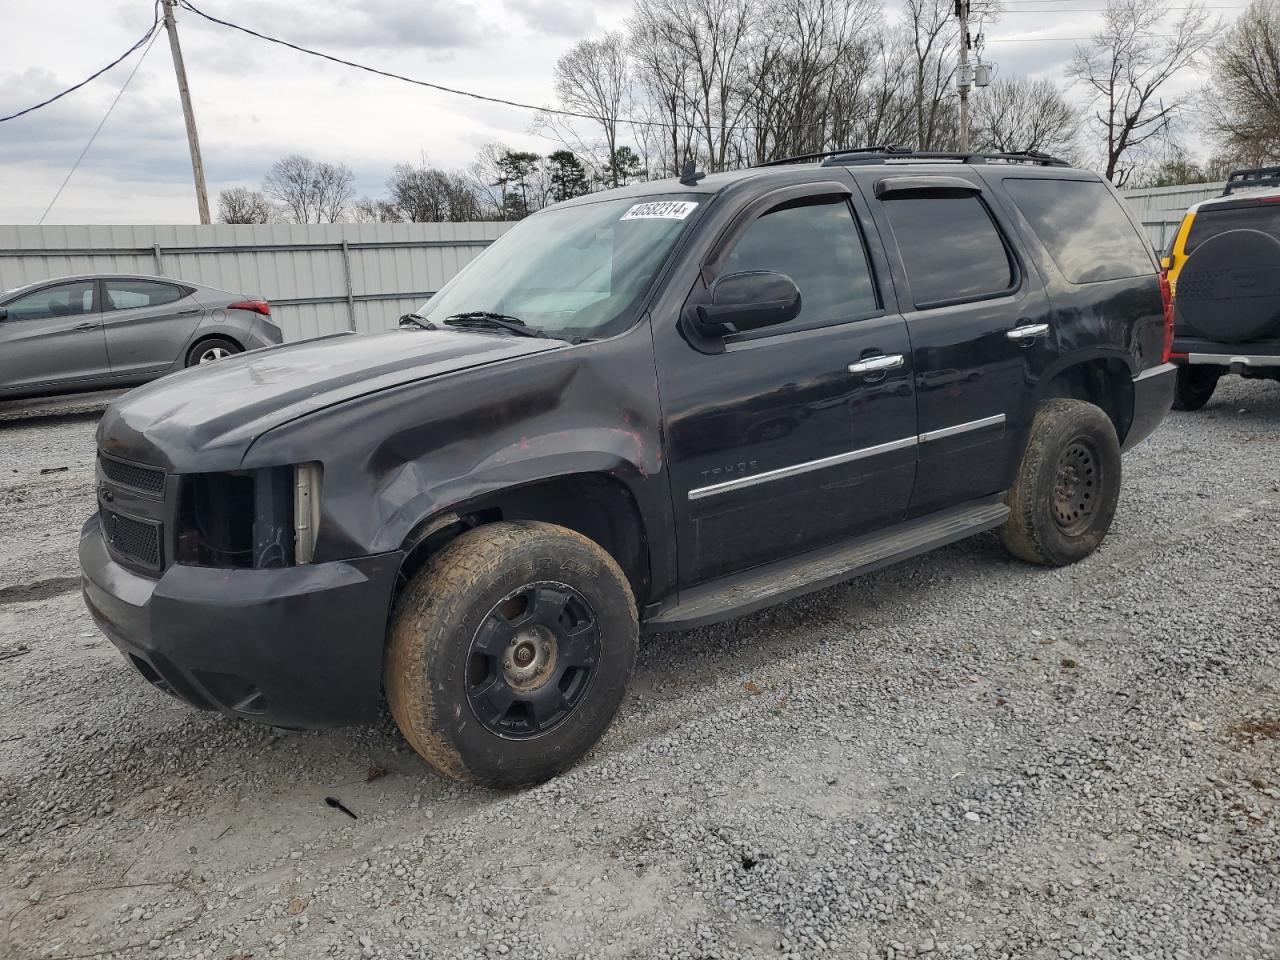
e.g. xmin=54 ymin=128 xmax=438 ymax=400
xmin=1176 ymin=227 xmax=1280 ymax=342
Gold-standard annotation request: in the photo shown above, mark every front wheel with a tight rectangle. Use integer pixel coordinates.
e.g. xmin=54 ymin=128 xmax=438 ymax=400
xmin=1171 ymin=366 xmax=1219 ymax=411
xmin=385 ymin=521 xmax=638 ymax=788
xmin=1000 ymin=399 xmax=1122 ymax=567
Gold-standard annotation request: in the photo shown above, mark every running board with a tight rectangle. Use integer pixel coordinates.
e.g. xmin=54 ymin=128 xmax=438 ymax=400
xmin=644 ymin=500 xmax=1009 ymax=633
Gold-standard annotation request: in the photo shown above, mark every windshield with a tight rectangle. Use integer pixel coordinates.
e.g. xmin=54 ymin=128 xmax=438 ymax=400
xmin=419 ymin=194 xmax=705 ymax=340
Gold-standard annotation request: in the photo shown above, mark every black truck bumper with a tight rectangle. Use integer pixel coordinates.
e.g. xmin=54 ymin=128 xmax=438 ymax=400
xmin=1124 ymin=362 xmax=1176 ymax=451
xmin=79 ymin=515 xmax=402 ymax=729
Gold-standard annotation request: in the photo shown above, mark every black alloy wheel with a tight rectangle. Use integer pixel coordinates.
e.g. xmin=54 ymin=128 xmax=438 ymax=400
xmin=465 ymin=582 xmax=601 ymax=738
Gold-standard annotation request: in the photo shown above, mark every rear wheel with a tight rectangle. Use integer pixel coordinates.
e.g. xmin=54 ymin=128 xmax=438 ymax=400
xmin=1172 ymin=365 xmax=1219 ymax=411
xmin=386 ymin=521 xmax=638 ymax=788
xmin=1001 ymin=399 xmax=1122 ymax=567
xmin=185 ymin=337 xmax=242 ymax=367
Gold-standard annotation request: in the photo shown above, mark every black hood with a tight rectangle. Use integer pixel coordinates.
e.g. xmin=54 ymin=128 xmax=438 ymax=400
xmin=97 ymin=329 xmax=563 ymax=471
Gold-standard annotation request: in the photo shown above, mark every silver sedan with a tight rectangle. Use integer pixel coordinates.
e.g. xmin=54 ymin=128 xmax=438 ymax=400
xmin=0 ymin=274 xmax=283 ymax=400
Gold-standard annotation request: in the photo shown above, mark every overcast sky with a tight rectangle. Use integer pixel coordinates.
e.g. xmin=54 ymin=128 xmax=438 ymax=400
xmin=0 ymin=0 xmax=1240 ymax=224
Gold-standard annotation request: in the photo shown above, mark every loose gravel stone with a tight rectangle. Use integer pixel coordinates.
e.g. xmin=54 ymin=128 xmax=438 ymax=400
xmin=0 ymin=380 xmax=1277 ymax=959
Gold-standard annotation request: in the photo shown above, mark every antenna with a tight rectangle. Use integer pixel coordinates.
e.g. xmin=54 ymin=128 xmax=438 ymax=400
xmin=679 ymin=160 xmax=706 ymax=186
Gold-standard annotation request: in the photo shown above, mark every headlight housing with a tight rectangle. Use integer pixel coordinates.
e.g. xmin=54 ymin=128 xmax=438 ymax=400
xmin=176 ymin=463 xmax=323 ymax=568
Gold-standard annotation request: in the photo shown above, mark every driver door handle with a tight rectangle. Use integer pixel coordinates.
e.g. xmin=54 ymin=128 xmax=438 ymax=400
xmin=72 ymin=322 xmax=98 ymax=331
xmin=848 ymin=354 xmax=904 ymax=375
xmin=1006 ymin=322 xmax=1050 ymax=341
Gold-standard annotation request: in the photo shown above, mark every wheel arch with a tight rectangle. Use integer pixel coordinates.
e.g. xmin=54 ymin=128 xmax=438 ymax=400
xmin=393 ymin=471 xmax=653 ymax=606
xmin=1037 ymin=355 xmax=1135 ymax=443
xmin=184 ymin=331 xmax=244 ymax=366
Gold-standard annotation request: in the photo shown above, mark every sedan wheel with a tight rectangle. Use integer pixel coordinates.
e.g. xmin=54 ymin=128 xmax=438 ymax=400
xmin=185 ymin=337 xmax=242 ymax=368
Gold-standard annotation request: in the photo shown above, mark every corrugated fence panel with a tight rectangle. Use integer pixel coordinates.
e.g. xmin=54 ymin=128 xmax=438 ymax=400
xmin=1121 ymin=182 xmax=1226 ymax=250
xmin=0 ymin=222 xmax=512 ymax=342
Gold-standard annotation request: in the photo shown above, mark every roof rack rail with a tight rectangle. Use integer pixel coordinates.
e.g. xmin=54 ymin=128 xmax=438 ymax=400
xmin=756 ymin=145 xmax=915 ymax=167
xmin=1222 ymin=165 xmax=1280 ymax=195
xmin=755 ymin=146 xmax=1070 ymax=169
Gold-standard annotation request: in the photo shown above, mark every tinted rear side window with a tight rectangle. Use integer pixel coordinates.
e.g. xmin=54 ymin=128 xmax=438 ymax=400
xmin=1185 ymin=204 xmax=1280 ymax=254
xmin=103 ymin=280 xmax=186 ymax=311
xmin=1004 ymin=178 xmax=1153 ymax=283
xmin=882 ymin=195 xmax=1014 ymax=308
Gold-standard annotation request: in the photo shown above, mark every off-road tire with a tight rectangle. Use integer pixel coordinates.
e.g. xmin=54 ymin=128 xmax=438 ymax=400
xmin=1000 ymin=399 xmax=1122 ymax=567
xmin=185 ymin=337 xmax=242 ymax=367
xmin=386 ymin=521 xmax=638 ymax=788
xmin=1171 ymin=366 xmax=1219 ymax=412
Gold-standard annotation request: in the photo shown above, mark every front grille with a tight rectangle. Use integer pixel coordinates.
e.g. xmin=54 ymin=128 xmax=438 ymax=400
xmin=99 ymin=454 xmax=165 ymax=496
xmin=101 ymin=508 xmax=162 ymax=571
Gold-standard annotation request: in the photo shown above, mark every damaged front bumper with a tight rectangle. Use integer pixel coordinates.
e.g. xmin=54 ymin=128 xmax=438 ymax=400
xmin=79 ymin=515 xmax=402 ymax=729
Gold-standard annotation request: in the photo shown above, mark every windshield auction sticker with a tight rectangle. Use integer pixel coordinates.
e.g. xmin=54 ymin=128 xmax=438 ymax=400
xmin=620 ymin=201 xmax=699 ymax=221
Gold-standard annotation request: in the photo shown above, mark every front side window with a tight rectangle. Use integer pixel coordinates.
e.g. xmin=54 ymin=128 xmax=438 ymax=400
xmin=4 ymin=281 xmax=94 ymax=321
xmin=1005 ymin=178 xmax=1154 ymax=283
xmin=420 ymin=194 xmax=705 ymax=341
xmin=720 ymin=195 xmax=879 ymax=327
xmin=883 ymin=195 xmax=1015 ymax=308
xmin=103 ymin=280 xmax=186 ymax=311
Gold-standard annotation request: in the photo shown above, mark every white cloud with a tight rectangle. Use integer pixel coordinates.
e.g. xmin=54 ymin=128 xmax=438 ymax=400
xmin=0 ymin=0 xmax=1239 ymax=224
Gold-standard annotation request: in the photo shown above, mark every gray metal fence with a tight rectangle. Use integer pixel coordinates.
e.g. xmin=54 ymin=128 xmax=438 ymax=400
xmin=0 ymin=222 xmax=513 ymax=341
xmin=1121 ymin=182 xmax=1226 ymax=251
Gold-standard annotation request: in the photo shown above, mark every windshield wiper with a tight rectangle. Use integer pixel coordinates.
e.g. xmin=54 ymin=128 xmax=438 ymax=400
xmin=399 ymin=312 xmax=437 ymax=330
xmin=443 ymin=311 xmax=548 ymax=338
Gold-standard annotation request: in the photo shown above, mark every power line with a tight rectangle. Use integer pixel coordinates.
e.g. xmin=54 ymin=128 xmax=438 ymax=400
xmin=1002 ymin=4 xmax=1242 ymax=9
xmin=38 ymin=26 xmax=163 ymax=224
xmin=175 ymin=0 xmax=671 ymax=130
xmin=174 ymin=0 xmax=896 ymax=134
xmin=0 ymin=5 xmax=160 ymax=123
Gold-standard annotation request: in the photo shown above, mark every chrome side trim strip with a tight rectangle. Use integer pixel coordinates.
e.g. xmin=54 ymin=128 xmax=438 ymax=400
xmin=918 ymin=413 xmax=1006 ymax=444
xmin=1134 ymin=362 xmax=1176 ymax=381
xmin=687 ymin=435 xmax=918 ymax=501
xmin=1187 ymin=352 xmax=1280 ymax=368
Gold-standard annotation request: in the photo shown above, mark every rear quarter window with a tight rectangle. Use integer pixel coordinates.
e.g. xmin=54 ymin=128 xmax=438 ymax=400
xmin=1185 ymin=204 xmax=1280 ymax=254
xmin=1004 ymin=178 xmax=1154 ymax=283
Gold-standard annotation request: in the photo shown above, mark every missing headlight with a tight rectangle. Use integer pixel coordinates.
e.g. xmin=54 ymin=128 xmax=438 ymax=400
xmin=176 ymin=463 xmax=321 ymax=569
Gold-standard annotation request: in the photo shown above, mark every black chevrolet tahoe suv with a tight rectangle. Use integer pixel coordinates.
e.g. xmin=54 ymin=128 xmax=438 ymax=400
xmin=1162 ymin=165 xmax=1280 ymax=410
xmin=80 ymin=148 xmax=1176 ymax=787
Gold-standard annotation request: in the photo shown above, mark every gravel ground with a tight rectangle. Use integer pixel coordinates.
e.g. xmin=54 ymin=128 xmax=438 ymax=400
xmin=0 ymin=378 xmax=1277 ymax=960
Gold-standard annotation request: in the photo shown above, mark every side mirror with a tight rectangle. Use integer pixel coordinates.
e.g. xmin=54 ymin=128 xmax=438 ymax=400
xmin=694 ymin=270 xmax=801 ymax=336
xmin=0 ymin=307 xmax=7 ymax=321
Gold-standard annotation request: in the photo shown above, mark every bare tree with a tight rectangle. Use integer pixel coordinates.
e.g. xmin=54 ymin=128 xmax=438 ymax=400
xmin=630 ymin=4 xmax=700 ymax=177
xmin=1203 ymin=0 xmax=1280 ymax=163
xmin=970 ymin=76 xmax=1079 ymax=157
xmin=386 ymin=161 xmax=482 ymax=222
xmin=901 ymin=0 xmax=959 ymax=151
xmin=549 ymin=33 xmax=631 ymax=186
xmin=217 ymin=187 xmax=273 ymax=224
xmin=631 ymin=0 xmax=754 ymax=172
xmin=351 ymin=197 xmax=401 ymax=223
xmin=262 ymin=155 xmax=355 ymax=223
xmin=1068 ymin=0 xmax=1219 ymax=185
xmin=738 ymin=0 xmax=882 ymax=162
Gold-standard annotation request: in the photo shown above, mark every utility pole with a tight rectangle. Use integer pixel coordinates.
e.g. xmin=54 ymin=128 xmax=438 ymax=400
xmin=956 ymin=0 xmax=971 ymax=153
xmin=162 ymin=0 xmax=211 ymax=224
